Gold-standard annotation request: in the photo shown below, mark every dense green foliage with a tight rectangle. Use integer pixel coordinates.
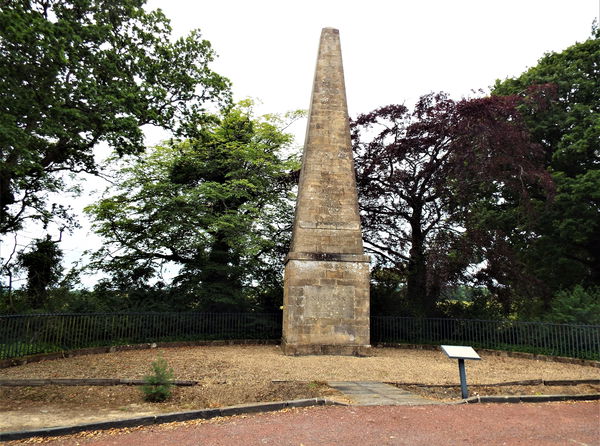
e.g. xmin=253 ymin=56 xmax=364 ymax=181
xmin=17 ymin=236 xmax=64 ymax=309
xmin=541 ymin=286 xmax=600 ymax=325
xmin=84 ymin=102 xmax=300 ymax=312
xmin=492 ymin=29 xmax=599 ymax=316
xmin=0 ymin=0 xmax=230 ymax=235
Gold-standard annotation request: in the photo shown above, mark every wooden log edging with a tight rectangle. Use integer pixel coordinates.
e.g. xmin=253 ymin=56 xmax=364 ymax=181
xmin=5 ymin=377 xmax=598 ymax=388
xmin=383 ymin=378 xmax=600 ymax=388
xmin=461 ymin=393 xmax=600 ymax=404
xmin=0 ymin=378 xmax=198 ymax=386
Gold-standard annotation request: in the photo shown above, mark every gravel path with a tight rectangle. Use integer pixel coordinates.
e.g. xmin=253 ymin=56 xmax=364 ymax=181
xmin=6 ymin=402 xmax=599 ymax=446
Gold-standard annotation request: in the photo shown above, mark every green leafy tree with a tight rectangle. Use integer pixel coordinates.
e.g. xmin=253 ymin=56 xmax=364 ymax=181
xmin=17 ymin=235 xmax=63 ymax=309
xmin=542 ymin=286 xmax=600 ymax=325
xmin=351 ymin=94 xmax=552 ymax=316
xmin=493 ymin=28 xmax=600 ymax=306
xmin=85 ymin=102 xmax=301 ymax=311
xmin=0 ymin=0 xmax=231 ymax=235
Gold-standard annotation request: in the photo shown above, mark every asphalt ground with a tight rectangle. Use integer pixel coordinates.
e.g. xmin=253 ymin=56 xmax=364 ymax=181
xmin=7 ymin=401 xmax=599 ymax=446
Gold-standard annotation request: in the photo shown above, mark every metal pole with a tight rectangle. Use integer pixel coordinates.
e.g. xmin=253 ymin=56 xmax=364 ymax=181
xmin=458 ymin=358 xmax=468 ymax=399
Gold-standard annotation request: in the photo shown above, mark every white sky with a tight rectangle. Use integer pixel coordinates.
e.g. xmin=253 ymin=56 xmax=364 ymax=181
xmin=5 ymin=0 xmax=599 ymax=288
xmin=145 ymin=0 xmax=598 ymax=142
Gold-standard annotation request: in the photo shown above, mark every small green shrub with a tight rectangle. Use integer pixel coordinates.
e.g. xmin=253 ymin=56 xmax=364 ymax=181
xmin=141 ymin=356 xmax=174 ymax=402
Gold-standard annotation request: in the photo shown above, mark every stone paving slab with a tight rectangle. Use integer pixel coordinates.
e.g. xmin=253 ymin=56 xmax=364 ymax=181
xmin=328 ymin=381 xmax=437 ymax=405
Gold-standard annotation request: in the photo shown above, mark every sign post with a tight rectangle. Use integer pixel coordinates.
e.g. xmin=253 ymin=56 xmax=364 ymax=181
xmin=440 ymin=345 xmax=481 ymax=399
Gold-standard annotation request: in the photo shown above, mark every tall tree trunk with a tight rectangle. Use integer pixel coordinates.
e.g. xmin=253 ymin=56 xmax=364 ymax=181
xmin=199 ymin=232 xmax=244 ymax=311
xmin=407 ymin=217 xmax=430 ymax=316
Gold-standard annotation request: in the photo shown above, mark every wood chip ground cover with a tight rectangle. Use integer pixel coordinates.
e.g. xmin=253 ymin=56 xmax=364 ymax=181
xmin=0 ymin=345 xmax=598 ymax=432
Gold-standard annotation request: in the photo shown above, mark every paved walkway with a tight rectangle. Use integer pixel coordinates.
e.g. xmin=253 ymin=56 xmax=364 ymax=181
xmin=327 ymin=381 xmax=436 ymax=405
xmin=23 ymin=402 xmax=599 ymax=446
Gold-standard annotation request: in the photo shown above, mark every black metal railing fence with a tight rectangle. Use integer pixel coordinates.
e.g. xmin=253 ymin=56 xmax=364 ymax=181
xmin=371 ymin=316 xmax=600 ymax=360
xmin=0 ymin=312 xmax=281 ymax=360
xmin=1 ymin=313 xmax=598 ymax=360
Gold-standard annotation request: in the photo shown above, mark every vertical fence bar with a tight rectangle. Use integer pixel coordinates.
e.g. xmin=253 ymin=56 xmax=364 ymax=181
xmin=565 ymin=324 xmax=570 ymax=357
xmin=563 ymin=324 xmax=569 ymax=357
xmin=63 ymin=314 xmax=71 ymax=351
xmin=483 ymin=319 xmax=488 ymax=349
xmin=569 ymin=324 xmax=575 ymax=358
xmin=555 ymin=324 xmax=561 ymax=357
xmin=81 ymin=314 xmax=88 ymax=349
xmin=73 ymin=314 xmax=81 ymax=349
xmin=69 ymin=314 xmax=77 ymax=350
xmin=71 ymin=314 xmax=78 ymax=349
xmin=46 ymin=315 xmax=55 ymax=354
xmin=575 ymin=325 xmax=581 ymax=358
xmin=571 ymin=325 xmax=577 ymax=358
xmin=75 ymin=314 xmax=82 ymax=349
xmin=111 ymin=314 xmax=118 ymax=346
xmin=585 ymin=327 xmax=600 ymax=356
xmin=538 ymin=322 xmax=544 ymax=354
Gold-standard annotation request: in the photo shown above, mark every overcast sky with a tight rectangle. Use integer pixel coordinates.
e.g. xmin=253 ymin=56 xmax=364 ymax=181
xmin=145 ymin=0 xmax=598 ymax=143
xmin=7 ymin=0 xmax=599 ymax=287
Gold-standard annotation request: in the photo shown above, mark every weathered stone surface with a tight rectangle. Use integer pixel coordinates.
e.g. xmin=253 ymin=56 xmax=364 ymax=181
xmin=282 ymin=28 xmax=370 ymax=355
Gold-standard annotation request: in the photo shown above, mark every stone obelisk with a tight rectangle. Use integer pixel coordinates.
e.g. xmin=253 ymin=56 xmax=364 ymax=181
xmin=281 ymin=28 xmax=370 ymax=356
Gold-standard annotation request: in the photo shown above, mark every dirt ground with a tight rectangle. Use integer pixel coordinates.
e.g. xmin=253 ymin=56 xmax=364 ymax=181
xmin=0 ymin=345 xmax=598 ymax=432
xmin=0 ymin=381 xmax=333 ymax=433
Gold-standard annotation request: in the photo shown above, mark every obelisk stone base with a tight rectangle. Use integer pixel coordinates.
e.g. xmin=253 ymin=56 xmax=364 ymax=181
xmin=281 ymin=254 xmax=371 ymax=356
